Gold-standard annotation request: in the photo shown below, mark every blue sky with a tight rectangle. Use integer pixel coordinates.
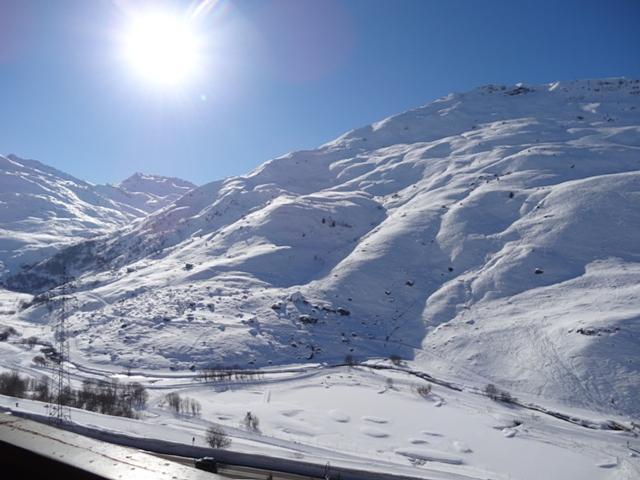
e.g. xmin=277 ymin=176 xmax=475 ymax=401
xmin=1 ymin=0 xmax=639 ymax=185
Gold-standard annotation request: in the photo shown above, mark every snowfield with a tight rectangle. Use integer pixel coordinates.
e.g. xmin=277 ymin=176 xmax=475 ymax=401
xmin=1 ymin=77 xmax=639 ymax=478
xmin=0 ymin=351 xmax=638 ymax=479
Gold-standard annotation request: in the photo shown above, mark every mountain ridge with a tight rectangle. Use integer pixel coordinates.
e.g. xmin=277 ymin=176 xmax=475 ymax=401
xmin=4 ymin=77 xmax=640 ymax=418
xmin=0 ymin=153 xmax=196 ymax=279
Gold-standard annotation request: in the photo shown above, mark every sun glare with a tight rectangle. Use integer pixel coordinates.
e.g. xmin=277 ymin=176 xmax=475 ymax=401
xmin=123 ymin=12 xmax=200 ymax=87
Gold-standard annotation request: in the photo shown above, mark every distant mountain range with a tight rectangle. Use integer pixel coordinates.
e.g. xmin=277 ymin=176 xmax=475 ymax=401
xmin=2 ymin=78 xmax=639 ymax=418
xmin=0 ymin=153 xmax=195 ymax=278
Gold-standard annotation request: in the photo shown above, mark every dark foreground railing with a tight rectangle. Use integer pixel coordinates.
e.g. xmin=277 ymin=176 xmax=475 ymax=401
xmin=0 ymin=412 xmax=222 ymax=480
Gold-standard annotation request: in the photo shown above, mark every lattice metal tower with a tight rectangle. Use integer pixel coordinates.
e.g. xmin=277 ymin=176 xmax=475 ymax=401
xmin=49 ymin=271 xmax=74 ymax=425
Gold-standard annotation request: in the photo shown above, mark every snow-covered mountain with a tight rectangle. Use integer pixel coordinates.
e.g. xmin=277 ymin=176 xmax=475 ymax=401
xmin=6 ymin=78 xmax=640 ymax=418
xmin=0 ymin=154 xmax=195 ymax=280
xmin=98 ymin=172 xmax=196 ymax=214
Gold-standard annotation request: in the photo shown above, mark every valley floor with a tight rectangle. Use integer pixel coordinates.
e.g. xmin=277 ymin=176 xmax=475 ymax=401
xmin=0 ymin=335 xmax=638 ymax=480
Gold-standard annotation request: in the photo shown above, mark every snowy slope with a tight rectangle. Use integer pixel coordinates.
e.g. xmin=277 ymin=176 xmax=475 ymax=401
xmin=6 ymin=78 xmax=640 ymax=418
xmin=0 ymin=154 xmax=195 ymax=280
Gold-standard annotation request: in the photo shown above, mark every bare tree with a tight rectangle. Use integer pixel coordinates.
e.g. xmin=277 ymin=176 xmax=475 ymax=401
xmin=206 ymin=425 xmax=231 ymax=448
xmin=243 ymin=411 xmax=260 ymax=432
xmin=164 ymin=392 xmax=181 ymax=413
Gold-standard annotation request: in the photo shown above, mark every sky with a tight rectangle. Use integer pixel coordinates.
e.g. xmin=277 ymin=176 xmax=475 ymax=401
xmin=1 ymin=0 xmax=639 ymax=185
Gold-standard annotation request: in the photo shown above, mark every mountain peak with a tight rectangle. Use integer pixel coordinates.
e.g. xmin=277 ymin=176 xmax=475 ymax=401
xmin=117 ymin=171 xmax=196 ymax=197
xmin=0 ymin=156 xmax=197 ymax=279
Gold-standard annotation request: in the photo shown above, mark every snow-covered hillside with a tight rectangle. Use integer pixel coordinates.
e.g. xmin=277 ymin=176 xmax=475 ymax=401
xmin=5 ymin=78 xmax=640 ymax=418
xmin=0 ymin=155 xmax=195 ymax=280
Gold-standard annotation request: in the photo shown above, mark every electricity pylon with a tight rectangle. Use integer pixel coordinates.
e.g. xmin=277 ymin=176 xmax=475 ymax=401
xmin=49 ymin=271 xmax=74 ymax=425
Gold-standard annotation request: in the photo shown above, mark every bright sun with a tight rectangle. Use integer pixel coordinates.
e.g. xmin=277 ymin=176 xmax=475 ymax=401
xmin=123 ymin=12 xmax=200 ymax=87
